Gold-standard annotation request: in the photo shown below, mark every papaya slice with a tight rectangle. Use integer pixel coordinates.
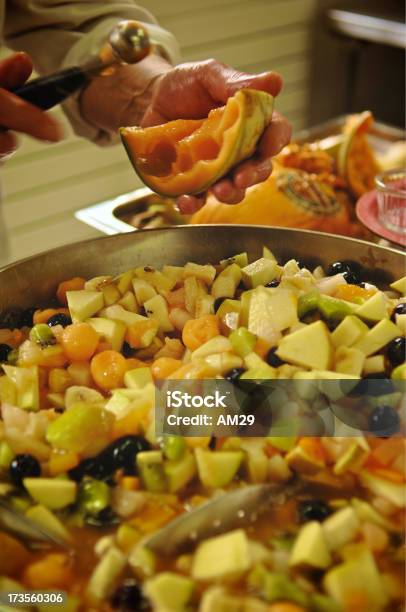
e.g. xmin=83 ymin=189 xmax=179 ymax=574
xmin=120 ymin=88 xmax=274 ymax=197
xmin=337 ymin=111 xmax=380 ymax=198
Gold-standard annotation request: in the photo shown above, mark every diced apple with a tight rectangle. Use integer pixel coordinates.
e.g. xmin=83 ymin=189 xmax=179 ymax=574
xmin=124 ymin=367 xmax=153 ymax=389
xmin=289 ymin=521 xmax=331 ymax=569
xmin=118 ymin=291 xmax=138 ymax=313
xmin=355 ymin=292 xmax=389 ymax=322
xmin=100 ymin=282 xmax=121 ymax=306
xmin=67 ymin=290 xmax=104 ymax=322
xmin=144 ymin=294 xmax=173 ymax=332
xmin=184 ymin=276 xmax=200 ymax=315
xmin=262 ymin=246 xmax=277 ymax=261
xmin=390 ymin=276 xmax=406 ymax=295
xmin=334 ymin=346 xmax=365 ymax=377
xmin=276 ymin=321 xmax=332 ymax=370
xmin=24 ymin=478 xmax=77 ymax=510
xmin=87 ymin=317 xmax=126 ymax=351
xmin=330 ymin=315 xmax=369 ymax=348
xmin=353 ymin=319 xmax=400 ymax=356
xmin=192 ymin=529 xmax=251 ymax=581
xmin=162 ymin=265 xmax=185 ymax=283
xmin=195 ymin=294 xmax=215 ymax=318
xmin=195 ymin=448 xmax=243 ymax=488
xmin=184 ymin=262 xmax=216 ymax=284
xmin=212 ymin=264 xmax=242 ymax=299
xmin=363 ymin=355 xmax=385 ymax=375
xmin=132 ymin=278 xmax=157 ymax=304
xmin=115 ymin=269 xmax=134 ymax=295
xmin=101 ymin=304 xmax=146 ymax=327
xmin=134 ymin=266 xmax=176 ymax=292
xmin=219 ymin=252 xmax=248 ymax=268
xmin=2 ymin=365 xmax=39 ymax=411
xmin=242 ymin=258 xmax=279 ymax=288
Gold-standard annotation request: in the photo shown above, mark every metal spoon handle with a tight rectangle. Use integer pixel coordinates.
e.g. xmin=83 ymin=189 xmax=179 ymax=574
xmin=10 ymin=66 xmax=91 ymax=111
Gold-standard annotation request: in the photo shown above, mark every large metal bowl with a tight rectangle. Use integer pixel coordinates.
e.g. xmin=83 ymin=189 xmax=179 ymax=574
xmin=0 ymin=226 xmax=404 ymax=314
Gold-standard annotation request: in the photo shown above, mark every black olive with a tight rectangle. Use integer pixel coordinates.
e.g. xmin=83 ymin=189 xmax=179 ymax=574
xmin=327 ymin=261 xmax=351 ymax=276
xmin=0 ymin=343 xmax=12 ymax=362
xmin=368 ymin=405 xmax=401 ymax=437
xmin=386 ymin=337 xmax=406 ymax=368
xmin=348 ymin=377 xmax=393 ymax=398
xmin=224 ymin=367 xmax=245 ymax=383
xmin=391 ymin=302 xmax=406 ymax=323
xmin=10 ymin=454 xmax=41 ymax=487
xmin=121 ymin=341 xmax=136 ymax=358
xmin=19 ymin=308 xmax=37 ymax=328
xmin=298 ymin=499 xmax=332 ymax=523
xmin=213 ymin=297 xmax=226 ymax=312
xmin=265 ymin=279 xmax=280 ymax=288
xmin=111 ymin=579 xmax=150 ymax=611
xmin=266 ymin=347 xmax=285 ymax=368
xmin=47 ymin=313 xmax=72 ymax=327
xmin=85 ymin=507 xmax=119 ymax=527
xmin=69 ymin=436 xmax=150 ymax=481
xmin=108 ymin=435 xmax=151 ymax=475
xmin=342 ymin=270 xmax=360 ymax=285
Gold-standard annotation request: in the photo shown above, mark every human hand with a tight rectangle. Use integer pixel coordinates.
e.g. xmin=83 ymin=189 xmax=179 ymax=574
xmin=141 ymin=59 xmax=292 ymax=213
xmin=0 ymin=53 xmax=62 ymax=161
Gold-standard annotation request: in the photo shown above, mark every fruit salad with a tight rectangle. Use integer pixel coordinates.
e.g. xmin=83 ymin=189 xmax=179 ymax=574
xmin=0 ymin=248 xmax=405 ymax=612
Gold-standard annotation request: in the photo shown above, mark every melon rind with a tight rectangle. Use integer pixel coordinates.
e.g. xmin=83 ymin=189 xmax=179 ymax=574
xmin=120 ymin=89 xmax=274 ymax=197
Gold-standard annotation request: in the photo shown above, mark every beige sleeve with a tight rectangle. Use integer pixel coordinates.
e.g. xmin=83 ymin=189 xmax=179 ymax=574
xmin=4 ymin=0 xmax=181 ymax=143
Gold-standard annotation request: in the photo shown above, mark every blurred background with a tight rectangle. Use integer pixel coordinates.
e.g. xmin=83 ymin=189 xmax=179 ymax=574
xmin=1 ymin=0 xmax=405 ymax=264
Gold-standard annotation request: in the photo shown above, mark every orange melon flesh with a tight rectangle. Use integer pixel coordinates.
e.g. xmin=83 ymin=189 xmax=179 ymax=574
xmin=120 ymin=89 xmax=274 ymax=197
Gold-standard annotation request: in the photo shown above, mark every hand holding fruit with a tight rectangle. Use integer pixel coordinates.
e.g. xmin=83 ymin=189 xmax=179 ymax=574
xmin=0 ymin=53 xmax=62 ymax=161
xmin=141 ymin=59 xmax=292 ymax=212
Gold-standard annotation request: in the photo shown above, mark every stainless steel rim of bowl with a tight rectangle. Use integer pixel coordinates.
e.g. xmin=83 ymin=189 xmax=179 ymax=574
xmin=0 ymin=225 xmax=405 ymax=313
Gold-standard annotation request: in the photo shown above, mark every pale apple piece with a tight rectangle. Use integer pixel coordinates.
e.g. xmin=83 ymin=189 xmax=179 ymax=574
xmin=276 ymin=321 xmax=332 ymax=370
xmin=67 ymin=290 xmax=104 ymax=322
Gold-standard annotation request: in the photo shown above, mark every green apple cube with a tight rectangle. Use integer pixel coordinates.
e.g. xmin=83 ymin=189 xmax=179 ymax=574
xmin=390 ymin=275 xmax=406 ymax=295
xmin=144 ymin=294 xmax=173 ymax=332
xmin=353 ymin=319 xmax=400 ymax=356
xmin=23 ymin=478 xmax=77 ymax=510
xmin=331 ymin=315 xmax=369 ymax=348
xmin=192 ymin=529 xmax=251 ymax=580
xmin=242 ymin=258 xmax=279 ymax=288
xmin=67 ymin=290 xmax=104 ymax=322
xmin=276 ymin=321 xmax=332 ymax=370
xmin=87 ymin=317 xmax=126 ymax=351
xmin=355 ymin=292 xmax=389 ymax=322
xmin=2 ymin=365 xmax=39 ymax=411
xmin=195 ymin=448 xmax=243 ymax=488
xmin=289 ymin=522 xmax=331 ymax=569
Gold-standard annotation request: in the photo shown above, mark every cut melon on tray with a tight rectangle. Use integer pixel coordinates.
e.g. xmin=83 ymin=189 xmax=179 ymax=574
xmin=120 ymin=89 xmax=274 ymax=196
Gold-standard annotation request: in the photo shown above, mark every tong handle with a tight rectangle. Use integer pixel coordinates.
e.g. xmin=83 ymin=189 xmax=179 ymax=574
xmin=11 ymin=66 xmax=90 ymax=110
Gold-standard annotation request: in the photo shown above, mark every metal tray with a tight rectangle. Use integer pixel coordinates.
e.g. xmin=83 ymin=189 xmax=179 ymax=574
xmin=75 ymin=116 xmax=405 ymax=236
xmin=1 ymin=226 xmax=404 ymax=314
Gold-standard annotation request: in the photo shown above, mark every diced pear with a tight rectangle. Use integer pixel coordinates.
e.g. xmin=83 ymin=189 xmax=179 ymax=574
xmin=289 ymin=521 xmax=331 ymax=569
xmin=101 ymin=304 xmax=146 ymax=327
xmin=192 ymin=529 xmax=251 ymax=580
xmin=359 ymin=470 xmax=406 ymax=507
xmin=2 ymin=365 xmax=39 ymax=411
xmin=87 ymin=317 xmax=126 ymax=351
xmin=212 ymin=264 xmax=242 ymax=299
xmin=395 ymin=312 xmax=406 ymax=334
xmin=195 ymin=448 xmax=243 ymax=488
xmin=353 ymin=319 xmax=400 ymax=356
xmin=322 ymin=507 xmax=360 ymax=551
xmin=115 ymin=269 xmax=134 ymax=295
xmin=124 ymin=367 xmax=153 ymax=389
xmin=23 ymin=478 xmax=77 ymax=510
xmin=334 ymin=346 xmax=365 ymax=377
xmin=134 ymin=266 xmax=176 ymax=292
xmin=355 ymin=292 xmax=388 ymax=322
xmin=144 ymin=294 xmax=174 ymax=332
xmin=162 ymin=265 xmax=184 ymax=283
xmin=242 ymin=258 xmax=279 ymax=288
xmin=145 ymin=573 xmax=194 ymax=610
xmin=84 ymin=275 xmax=111 ymax=291
xmin=100 ymin=282 xmax=121 ymax=306
xmin=118 ymin=291 xmax=138 ymax=312
xmin=220 ymin=252 xmax=248 ymax=268
xmin=262 ymin=245 xmax=277 ymax=261
xmin=26 ymin=504 xmax=70 ymax=540
xmin=184 ymin=262 xmax=216 ymax=284
xmin=363 ymin=354 xmax=385 ymax=375
xmin=330 ymin=315 xmax=368 ymax=348
xmin=192 ymin=336 xmax=232 ymax=359
xmin=249 ymin=287 xmax=297 ymax=339
xmin=87 ymin=546 xmax=126 ymax=601
xmin=276 ymin=321 xmax=332 ymax=370
xmin=66 ymin=290 xmax=104 ymax=322
xmin=390 ymin=275 xmax=406 ymax=295
xmin=132 ymin=278 xmax=157 ymax=304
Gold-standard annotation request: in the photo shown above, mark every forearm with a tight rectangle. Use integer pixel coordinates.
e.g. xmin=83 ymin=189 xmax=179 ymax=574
xmin=80 ymin=53 xmax=172 ymax=136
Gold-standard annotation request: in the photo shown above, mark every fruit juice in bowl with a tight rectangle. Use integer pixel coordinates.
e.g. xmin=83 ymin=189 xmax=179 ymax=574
xmin=375 ymin=169 xmax=406 ymax=235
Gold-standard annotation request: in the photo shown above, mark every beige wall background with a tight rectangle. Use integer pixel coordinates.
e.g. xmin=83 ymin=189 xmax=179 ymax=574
xmin=1 ymin=0 xmax=318 ymax=265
